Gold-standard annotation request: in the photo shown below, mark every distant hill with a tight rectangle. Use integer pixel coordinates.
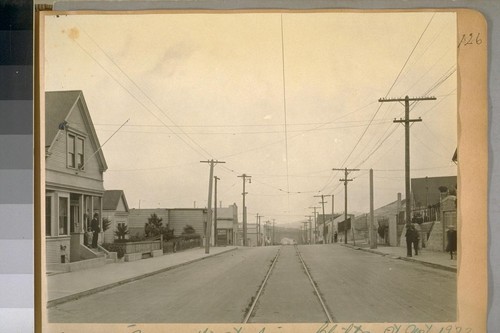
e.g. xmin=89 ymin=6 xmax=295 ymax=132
xmin=270 ymin=226 xmax=301 ymax=245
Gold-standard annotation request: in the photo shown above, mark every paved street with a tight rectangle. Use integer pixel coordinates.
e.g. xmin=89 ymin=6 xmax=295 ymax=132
xmin=49 ymin=244 xmax=456 ymax=323
xmin=49 ymin=247 xmax=278 ymax=323
xmin=299 ymin=244 xmax=456 ymax=322
xmin=249 ymin=245 xmax=328 ymax=323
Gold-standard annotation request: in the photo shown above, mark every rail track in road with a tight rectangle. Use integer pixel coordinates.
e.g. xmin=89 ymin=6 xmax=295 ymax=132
xmin=243 ymin=245 xmax=334 ymax=323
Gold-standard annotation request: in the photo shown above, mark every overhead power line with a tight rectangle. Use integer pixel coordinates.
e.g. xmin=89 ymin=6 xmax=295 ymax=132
xmin=77 ymin=26 xmax=214 ymax=160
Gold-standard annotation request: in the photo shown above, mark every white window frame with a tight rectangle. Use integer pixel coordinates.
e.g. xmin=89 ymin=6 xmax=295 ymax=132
xmin=67 ymin=132 xmax=86 ymax=170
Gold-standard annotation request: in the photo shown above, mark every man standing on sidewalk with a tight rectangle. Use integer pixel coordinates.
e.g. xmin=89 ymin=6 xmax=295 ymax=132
xmin=412 ymin=223 xmax=420 ymax=256
xmin=405 ymin=224 xmax=415 ymax=257
xmin=91 ymin=213 xmax=100 ymax=248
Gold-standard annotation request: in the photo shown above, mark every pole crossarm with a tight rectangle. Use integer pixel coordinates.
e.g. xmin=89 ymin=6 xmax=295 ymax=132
xmin=314 ymin=195 xmax=329 ymax=243
xmin=332 ymin=167 xmax=359 ymax=245
xmin=379 ymin=96 xmax=436 ymax=102
xmin=394 ymin=118 xmax=422 ymax=123
xmin=379 ymin=95 xmax=436 ymax=233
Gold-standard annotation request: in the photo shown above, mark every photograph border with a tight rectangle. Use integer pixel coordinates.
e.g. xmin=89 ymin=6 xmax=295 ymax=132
xmin=35 ymin=6 xmax=488 ymax=333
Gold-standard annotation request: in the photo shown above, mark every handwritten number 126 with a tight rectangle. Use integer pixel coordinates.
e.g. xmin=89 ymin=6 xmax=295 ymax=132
xmin=458 ymin=33 xmax=482 ymax=48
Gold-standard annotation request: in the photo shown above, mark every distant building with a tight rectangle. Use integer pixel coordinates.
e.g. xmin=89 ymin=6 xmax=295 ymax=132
xmin=45 ymin=90 xmax=108 ymax=264
xmin=215 ymin=203 xmax=238 ymax=246
xmin=128 ymin=208 xmax=170 ymax=238
xmin=318 ymin=213 xmax=342 ymax=243
xmin=236 ymin=222 xmax=261 ymax=247
xmin=331 ymin=214 xmax=355 ymax=242
xmin=411 ymin=176 xmax=457 ymax=210
xmin=102 ymin=190 xmax=130 ymax=243
xmin=128 ymin=208 xmax=208 ymax=241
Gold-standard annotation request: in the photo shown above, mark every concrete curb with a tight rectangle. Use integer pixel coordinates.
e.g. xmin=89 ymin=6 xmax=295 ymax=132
xmin=47 ymin=247 xmax=238 ymax=308
xmin=340 ymin=243 xmax=457 ymax=273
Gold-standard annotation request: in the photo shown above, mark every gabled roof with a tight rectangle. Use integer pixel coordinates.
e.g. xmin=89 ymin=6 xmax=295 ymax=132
xmin=411 ymin=176 xmax=457 ymax=208
xmin=103 ymin=190 xmax=129 ymax=212
xmin=45 ymin=90 xmax=108 ymax=171
xmin=317 ymin=213 xmax=341 ymax=224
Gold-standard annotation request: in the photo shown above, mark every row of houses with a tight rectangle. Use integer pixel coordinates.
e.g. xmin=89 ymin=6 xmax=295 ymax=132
xmin=315 ymin=175 xmax=457 ymax=251
xmin=44 ymin=90 xmax=241 ymax=267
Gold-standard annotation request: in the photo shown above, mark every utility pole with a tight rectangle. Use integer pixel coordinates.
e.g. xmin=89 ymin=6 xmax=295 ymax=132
xmin=305 ymin=215 xmax=313 ymax=245
xmin=266 ymin=220 xmax=270 ymax=246
xmin=302 ymin=221 xmax=309 ymax=244
xmin=237 ymin=174 xmax=251 ymax=246
xmin=214 ymin=176 xmax=220 ymax=247
xmin=256 ymin=213 xmax=259 ymax=246
xmin=200 ymin=159 xmax=225 ymax=254
xmin=369 ymin=169 xmax=377 ymax=249
xmin=333 ymin=168 xmax=359 ymax=245
xmin=331 ymin=194 xmax=335 ymax=243
xmin=309 ymin=206 xmax=319 ymax=243
xmin=315 ymin=195 xmax=328 ymax=244
xmin=257 ymin=214 xmax=264 ymax=246
xmin=272 ymin=219 xmax=275 ymax=246
xmin=379 ymin=95 xmax=436 ymax=227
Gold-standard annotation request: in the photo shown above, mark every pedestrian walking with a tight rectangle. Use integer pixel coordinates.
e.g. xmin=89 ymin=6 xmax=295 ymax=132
xmin=446 ymin=225 xmax=457 ymax=259
xmin=405 ymin=224 xmax=415 ymax=257
xmin=90 ymin=212 xmax=100 ymax=248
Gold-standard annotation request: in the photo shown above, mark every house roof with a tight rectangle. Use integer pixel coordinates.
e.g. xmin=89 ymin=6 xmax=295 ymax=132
xmin=45 ymin=90 xmax=108 ymax=171
xmin=317 ymin=213 xmax=341 ymax=224
xmin=103 ymin=190 xmax=129 ymax=212
xmin=411 ymin=176 xmax=457 ymax=208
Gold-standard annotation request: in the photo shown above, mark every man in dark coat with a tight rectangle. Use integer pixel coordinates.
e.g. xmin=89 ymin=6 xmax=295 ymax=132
xmin=405 ymin=224 xmax=415 ymax=257
xmin=446 ymin=225 xmax=457 ymax=259
xmin=412 ymin=223 xmax=420 ymax=256
xmin=90 ymin=213 xmax=100 ymax=248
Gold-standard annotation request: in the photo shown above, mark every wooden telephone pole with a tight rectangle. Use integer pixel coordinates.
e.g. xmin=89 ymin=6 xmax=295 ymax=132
xmin=315 ymin=195 xmax=328 ymax=243
xmin=333 ymin=168 xmax=359 ymax=245
xmin=308 ymin=206 xmax=319 ymax=243
xmin=200 ymin=159 xmax=225 ymax=254
xmin=214 ymin=176 xmax=220 ymax=247
xmin=379 ymin=95 xmax=436 ymax=226
xmin=238 ymin=174 xmax=251 ymax=246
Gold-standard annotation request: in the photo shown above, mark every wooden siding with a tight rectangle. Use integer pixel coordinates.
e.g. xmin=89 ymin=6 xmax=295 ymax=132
xmin=168 ymin=209 xmax=206 ymax=237
xmin=46 ymin=237 xmax=71 ymax=264
xmin=46 ymin=170 xmax=105 ymax=194
xmin=128 ymin=209 xmax=170 ymax=237
xmin=102 ymin=211 xmax=128 ymax=243
xmin=46 ymin=102 xmax=104 ymax=188
xmin=116 ymin=197 xmax=127 ymax=212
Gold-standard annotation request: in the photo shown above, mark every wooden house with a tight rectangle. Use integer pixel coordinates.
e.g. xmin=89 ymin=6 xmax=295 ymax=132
xmin=102 ymin=190 xmax=130 ymax=243
xmin=45 ymin=90 xmax=107 ymax=265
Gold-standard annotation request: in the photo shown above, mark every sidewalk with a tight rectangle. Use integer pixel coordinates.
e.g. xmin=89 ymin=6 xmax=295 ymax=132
xmin=46 ymin=246 xmax=237 ymax=307
xmin=340 ymin=242 xmax=457 ymax=272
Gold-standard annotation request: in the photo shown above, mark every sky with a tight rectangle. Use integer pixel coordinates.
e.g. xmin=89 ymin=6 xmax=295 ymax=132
xmin=43 ymin=11 xmax=457 ymax=227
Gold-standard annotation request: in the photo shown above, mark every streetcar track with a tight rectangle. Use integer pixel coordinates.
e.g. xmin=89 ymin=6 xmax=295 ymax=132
xmin=295 ymin=245 xmax=336 ymax=323
xmin=243 ymin=245 xmax=335 ymax=323
xmin=242 ymin=247 xmax=281 ymax=323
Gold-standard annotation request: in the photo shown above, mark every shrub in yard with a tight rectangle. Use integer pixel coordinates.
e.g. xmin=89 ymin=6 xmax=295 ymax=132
xmin=114 ymin=223 xmax=129 ymax=240
xmin=181 ymin=233 xmax=201 ymax=241
xmin=102 ymin=243 xmax=125 ymax=259
xmin=102 ymin=217 xmax=112 ymax=232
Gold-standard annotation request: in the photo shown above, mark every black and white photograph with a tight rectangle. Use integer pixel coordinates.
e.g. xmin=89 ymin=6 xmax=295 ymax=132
xmin=40 ymin=9 xmax=467 ymax=329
